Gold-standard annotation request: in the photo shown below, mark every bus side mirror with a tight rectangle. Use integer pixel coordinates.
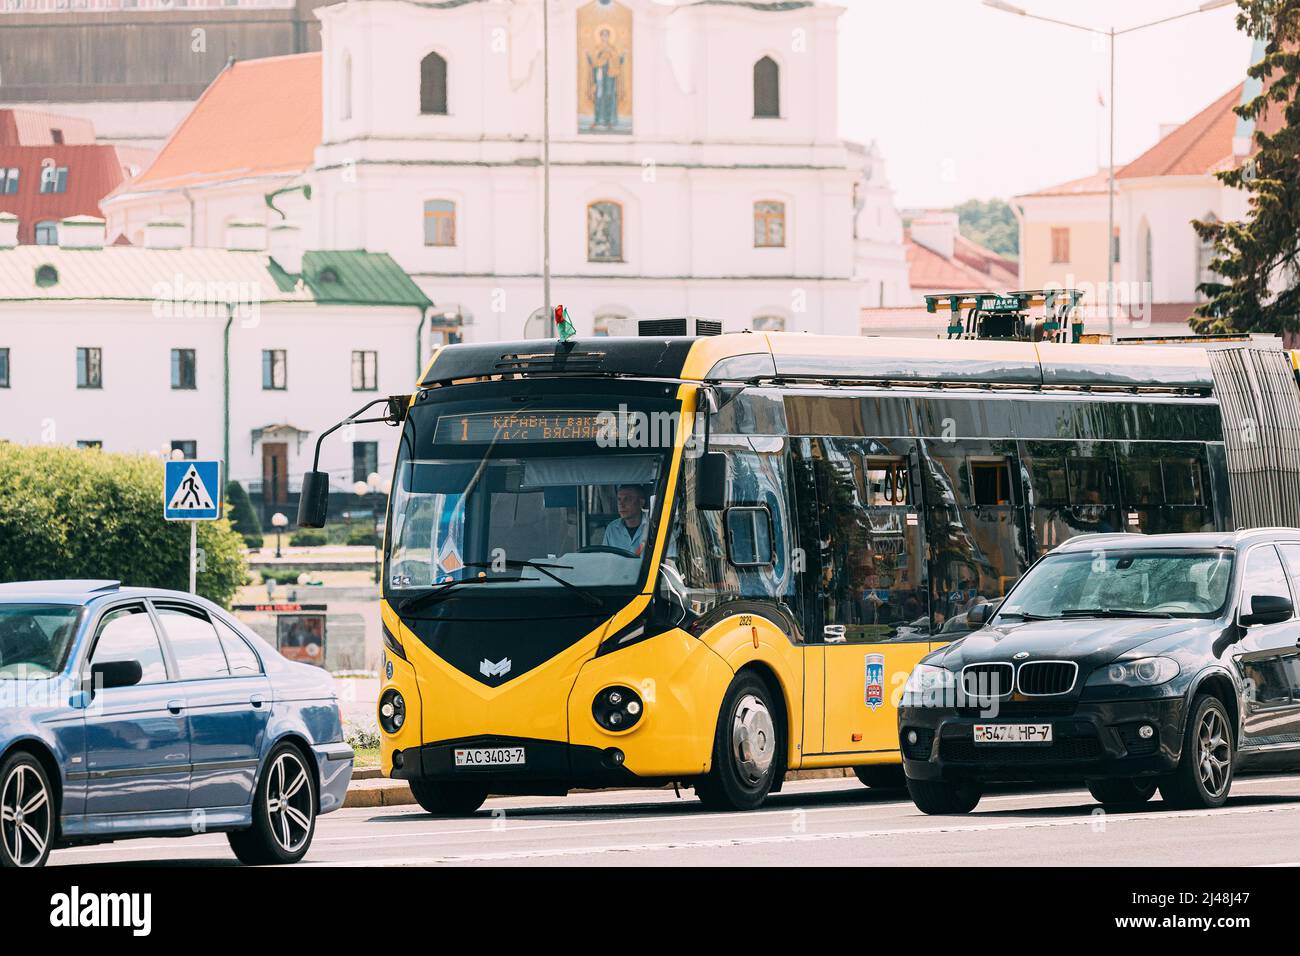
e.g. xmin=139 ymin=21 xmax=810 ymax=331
xmin=697 ymin=452 xmax=727 ymax=511
xmin=386 ymin=394 xmax=412 ymax=424
xmin=298 ymin=471 xmax=330 ymax=528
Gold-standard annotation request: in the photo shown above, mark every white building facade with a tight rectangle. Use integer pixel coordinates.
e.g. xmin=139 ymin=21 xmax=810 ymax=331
xmin=0 ymin=216 xmax=430 ymax=519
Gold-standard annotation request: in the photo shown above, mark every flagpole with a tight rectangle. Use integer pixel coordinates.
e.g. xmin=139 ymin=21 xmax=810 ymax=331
xmin=542 ymin=0 xmax=553 ymax=337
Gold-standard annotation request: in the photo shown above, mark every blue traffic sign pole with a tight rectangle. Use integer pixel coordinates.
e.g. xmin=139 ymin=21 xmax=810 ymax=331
xmin=163 ymin=459 xmax=224 ymax=595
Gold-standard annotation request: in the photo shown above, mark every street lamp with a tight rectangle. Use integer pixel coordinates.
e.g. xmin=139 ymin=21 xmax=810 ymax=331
xmin=271 ymin=511 xmax=288 ymax=559
xmin=354 ymin=473 xmax=383 ymax=584
xmin=984 ymin=0 xmax=1236 ymax=339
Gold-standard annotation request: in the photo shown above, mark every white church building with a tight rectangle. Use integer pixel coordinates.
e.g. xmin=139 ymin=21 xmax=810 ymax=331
xmin=106 ymin=0 xmax=910 ymax=342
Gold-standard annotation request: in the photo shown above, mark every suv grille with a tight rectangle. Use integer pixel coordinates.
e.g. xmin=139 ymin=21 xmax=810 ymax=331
xmin=1017 ymin=661 xmax=1078 ymax=696
xmin=961 ymin=663 xmax=1013 ymax=700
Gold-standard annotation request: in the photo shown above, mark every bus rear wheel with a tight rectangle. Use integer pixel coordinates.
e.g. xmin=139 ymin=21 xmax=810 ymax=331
xmin=696 ymin=673 xmax=781 ymax=812
xmin=409 ymin=780 xmax=488 ymax=816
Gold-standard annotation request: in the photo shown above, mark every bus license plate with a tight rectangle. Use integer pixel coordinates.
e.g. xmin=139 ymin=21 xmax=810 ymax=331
xmin=973 ymin=724 xmax=1053 ymax=744
xmin=454 ymin=747 xmax=526 ymax=767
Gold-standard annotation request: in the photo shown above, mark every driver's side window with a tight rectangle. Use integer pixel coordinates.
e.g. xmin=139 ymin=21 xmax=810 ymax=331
xmin=1241 ymin=546 xmax=1292 ymax=618
xmin=89 ymin=606 xmax=168 ymax=685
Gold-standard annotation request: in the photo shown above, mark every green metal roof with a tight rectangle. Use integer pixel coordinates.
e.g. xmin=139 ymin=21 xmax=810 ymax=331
xmin=270 ymin=250 xmax=432 ymax=309
xmin=0 ymin=245 xmax=430 ymax=310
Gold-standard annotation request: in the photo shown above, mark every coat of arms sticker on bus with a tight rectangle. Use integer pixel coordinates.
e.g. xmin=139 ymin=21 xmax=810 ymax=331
xmin=865 ymin=653 xmax=886 ymax=711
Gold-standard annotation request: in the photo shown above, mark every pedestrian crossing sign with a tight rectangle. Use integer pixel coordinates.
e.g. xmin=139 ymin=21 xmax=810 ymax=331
xmin=164 ymin=460 xmax=223 ymax=521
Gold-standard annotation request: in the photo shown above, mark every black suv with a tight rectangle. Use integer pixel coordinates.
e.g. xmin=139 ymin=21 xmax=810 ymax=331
xmin=899 ymin=530 xmax=1300 ymax=814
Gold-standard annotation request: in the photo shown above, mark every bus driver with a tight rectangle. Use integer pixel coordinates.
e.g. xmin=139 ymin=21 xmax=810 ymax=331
xmin=601 ymin=484 xmax=648 ymax=556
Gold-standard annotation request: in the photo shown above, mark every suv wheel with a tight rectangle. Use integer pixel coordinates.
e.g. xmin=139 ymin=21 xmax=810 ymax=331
xmin=905 ymin=776 xmax=982 ymax=815
xmin=1159 ymin=694 xmax=1234 ymax=810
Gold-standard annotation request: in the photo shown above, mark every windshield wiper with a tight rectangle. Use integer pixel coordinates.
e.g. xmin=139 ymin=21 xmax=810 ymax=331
xmin=396 ymin=574 xmax=524 ymax=614
xmin=463 ymin=560 xmax=604 ymax=608
xmin=996 ymin=611 xmax=1059 ymax=621
xmin=1060 ymin=608 xmax=1173 ymax=619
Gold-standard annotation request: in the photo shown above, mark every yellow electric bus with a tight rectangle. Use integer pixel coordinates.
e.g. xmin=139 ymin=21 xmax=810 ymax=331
xmin=297 ymin=313 xmax=1300 ymax=813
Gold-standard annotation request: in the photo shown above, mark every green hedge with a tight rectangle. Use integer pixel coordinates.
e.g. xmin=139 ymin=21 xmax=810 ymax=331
xmin=0 ymin=445 xmax=248 ymax=607
xmin=226 ymin=479 xmax=263 ymax=549
xmin=288 ymin=528 xmax=328 ymax=547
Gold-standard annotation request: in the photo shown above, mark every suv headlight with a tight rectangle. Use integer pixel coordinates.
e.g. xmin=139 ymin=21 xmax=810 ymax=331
xmin=1086 ymin=656 xmax=1180 ymax=688
xmin=902 ymin=663 xmax=955 ymax=706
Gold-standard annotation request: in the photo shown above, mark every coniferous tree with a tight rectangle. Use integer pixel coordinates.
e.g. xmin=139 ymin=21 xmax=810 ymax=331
xmin=1192 ymin=0 xmax=1300 ymax=346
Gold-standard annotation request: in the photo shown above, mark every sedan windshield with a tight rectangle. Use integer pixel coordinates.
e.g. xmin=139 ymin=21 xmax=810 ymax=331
xmin=995 ymin=549 xmax=1234 ymax=622
xmin=0 ymin=604 xmax=82 ymax=679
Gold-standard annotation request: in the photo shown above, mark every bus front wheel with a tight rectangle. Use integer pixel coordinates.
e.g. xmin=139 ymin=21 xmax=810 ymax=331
xmin=409 ymin=779 xmax=488 ymax=816
xmin=696 ymin=673 xmax=781 ymax=812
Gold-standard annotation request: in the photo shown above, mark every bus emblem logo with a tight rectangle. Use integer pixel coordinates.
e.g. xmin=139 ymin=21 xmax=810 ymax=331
xmin=865 ymin=653 xmax=885 ymax=711
xmin=480 ymin=657 xmax=512 ymax=678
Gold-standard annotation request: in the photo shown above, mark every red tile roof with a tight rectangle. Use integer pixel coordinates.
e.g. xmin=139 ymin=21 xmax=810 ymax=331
xmin=0 ymin=110 xmax=97 ymax=147
xmin=1020 ymin=168 xmax=1114 ymax=198
xmin=0 ymin=144 xmax=151 ymax=244
xmin=1118 ymin=84 xmax=1243 ymax=179
xmin=906 ymin=232 xmax=1018 ymax=293
xmin=118 ymin=53 xmax=322 ymax=194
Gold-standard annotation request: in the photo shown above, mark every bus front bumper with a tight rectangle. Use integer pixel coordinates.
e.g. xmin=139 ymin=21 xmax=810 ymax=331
xmin=389 ymin=735 xmax=671 ymax=795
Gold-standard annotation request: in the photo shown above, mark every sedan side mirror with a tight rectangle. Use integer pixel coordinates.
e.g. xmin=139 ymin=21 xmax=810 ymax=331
xmin=1241 ymin=594 xmax=1294 ymax=627
xmin=90 ymin=659 xmax=143 ymax=692
xmin=967 ymin=602 xmax=995 ymax=628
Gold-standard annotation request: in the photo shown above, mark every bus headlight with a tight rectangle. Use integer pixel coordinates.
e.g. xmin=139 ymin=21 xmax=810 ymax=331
xmin=593 ymin=685 xmax=643 ymax=732
xmin=378 ymin=689 xmax=406 ymax=734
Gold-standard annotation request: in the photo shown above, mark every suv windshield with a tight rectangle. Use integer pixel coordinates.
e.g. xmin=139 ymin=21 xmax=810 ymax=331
xmin=386 ymin=390 xmax=676 ymax=605
xmin=994 ymin=549 xmax=1234 ymax=622
xmin=0 ymin=604 xmax=82 ymax=679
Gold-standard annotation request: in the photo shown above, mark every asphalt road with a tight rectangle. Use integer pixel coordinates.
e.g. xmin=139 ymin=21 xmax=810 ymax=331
xmin=48 ymin=772 xmax=1300 ymax=867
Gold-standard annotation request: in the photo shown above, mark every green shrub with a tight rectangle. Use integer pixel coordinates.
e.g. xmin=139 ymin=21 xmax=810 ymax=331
xmin=226 ymin=479 xmax=262 ymax=541
xmin=288 ymin=527 xmax=327 ymax=547
xmin=0 ymin=445 xmax=248 ymax=607
xmin=346 ymin=527 xmax=379 ymax=547
xmin=243 ymin=533 xmax=265 ymax=550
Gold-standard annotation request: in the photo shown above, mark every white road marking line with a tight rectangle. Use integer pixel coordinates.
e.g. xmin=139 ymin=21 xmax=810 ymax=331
xmin=303 ymin=801 xmax=1300 ymax=866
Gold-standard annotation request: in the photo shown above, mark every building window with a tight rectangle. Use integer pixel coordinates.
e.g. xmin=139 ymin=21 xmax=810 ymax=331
xmin=352 ymin=350 xmax=378 ymax=391
xmin=1050 ymin=227 xmax=1070 ymax=264
xmin=262 ymin=349 xmax=286 ymax=390
xmin=0 ymin=348 xmax=8 ymax=387
xmin=171 ymin=440 xmax=197 ymax=460
xmin=76 ymin=440 xmax=102 ymax=450
xmin=753 ymin=315 xmax=785 ymax=332
xmin=1 ymin=168 xmax=17 ymax=194
xmin=340 ymin=52 xmax=353 ymax=121
xmin=353 ymin=441 xmax=379 ymax=484
xmin=971 ymin=459 xmax=1011 ymax=506
xmin=754 ymin=200 xmax=786 ymax=248
xmin=753 ymin=56 xmax=780 ymax=118
xmin=587 ymin=201 xmax=624 ymax=262
xmin=171 ymin=348 xmax=196 ymax=389
xmin=76 ymin=347 xmax=102 ymax=389
xmin=50 ymin=128 xmax=64 ymax=145
xmin=39 ymin=166 xmax=68 ymax=194
xmin=423 ymin=200 xmax=456 ymax=246
xmin=1197 ymin=213 xmax=1218 ymax=300
xmin=35 ymin=221 xmax=58 ymax=245
xmin=420 ymin=51 xmax=449 ymax=115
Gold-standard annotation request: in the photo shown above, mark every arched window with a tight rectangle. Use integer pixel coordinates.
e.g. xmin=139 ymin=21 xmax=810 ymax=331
xmin=753 ymin=56 xmax=780 ymax=118
xmin=587 ymin=201 xmax=623 ymax=262
xmin=1196 ymin=213 xmax=1218 ymax=300
xmin=420 ymin=52 xmax=448 ymax=115
xmin=34 ymin=220 xmax=58 ymax=246
xmin=423 ymin=200 xmax=456 ymax=246
xmin=753 ymin=315 xmax=785 ymax=332
xmin=340 ymin=52 xmax=353 ymax=121
xmin=753 ymin=200 xmax=786 ymax=247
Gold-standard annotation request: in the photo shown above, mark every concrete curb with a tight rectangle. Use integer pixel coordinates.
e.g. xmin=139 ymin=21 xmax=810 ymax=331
xmin=340 ymin=767 xmax=859 ymax=809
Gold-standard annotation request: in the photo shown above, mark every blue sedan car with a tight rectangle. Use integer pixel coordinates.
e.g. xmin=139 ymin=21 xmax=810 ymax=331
xmin=0 ymin=580 xmax=353 ymax=867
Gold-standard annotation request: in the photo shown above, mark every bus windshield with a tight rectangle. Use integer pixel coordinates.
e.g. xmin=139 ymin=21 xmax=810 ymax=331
xmin=386 ymin=389 xmax=677 ymax=604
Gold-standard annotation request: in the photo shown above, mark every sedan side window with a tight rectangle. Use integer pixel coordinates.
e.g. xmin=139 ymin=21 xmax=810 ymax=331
xmin=154 ymin=604 xmax=230 ymax=680
xmin=214 ymin=617 xmax=264 ymax=677
xmin=89 ymin=606 xmax=168 ymax=684
xmin=1241 ymin=546 xmax=1293 ymax=617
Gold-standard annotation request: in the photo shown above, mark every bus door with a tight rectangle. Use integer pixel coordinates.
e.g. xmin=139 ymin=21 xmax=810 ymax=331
xmin=920 ymin=437 xmax=1031 ymax=644
xmin=793 ymin=438 xmax=931 ymax=757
